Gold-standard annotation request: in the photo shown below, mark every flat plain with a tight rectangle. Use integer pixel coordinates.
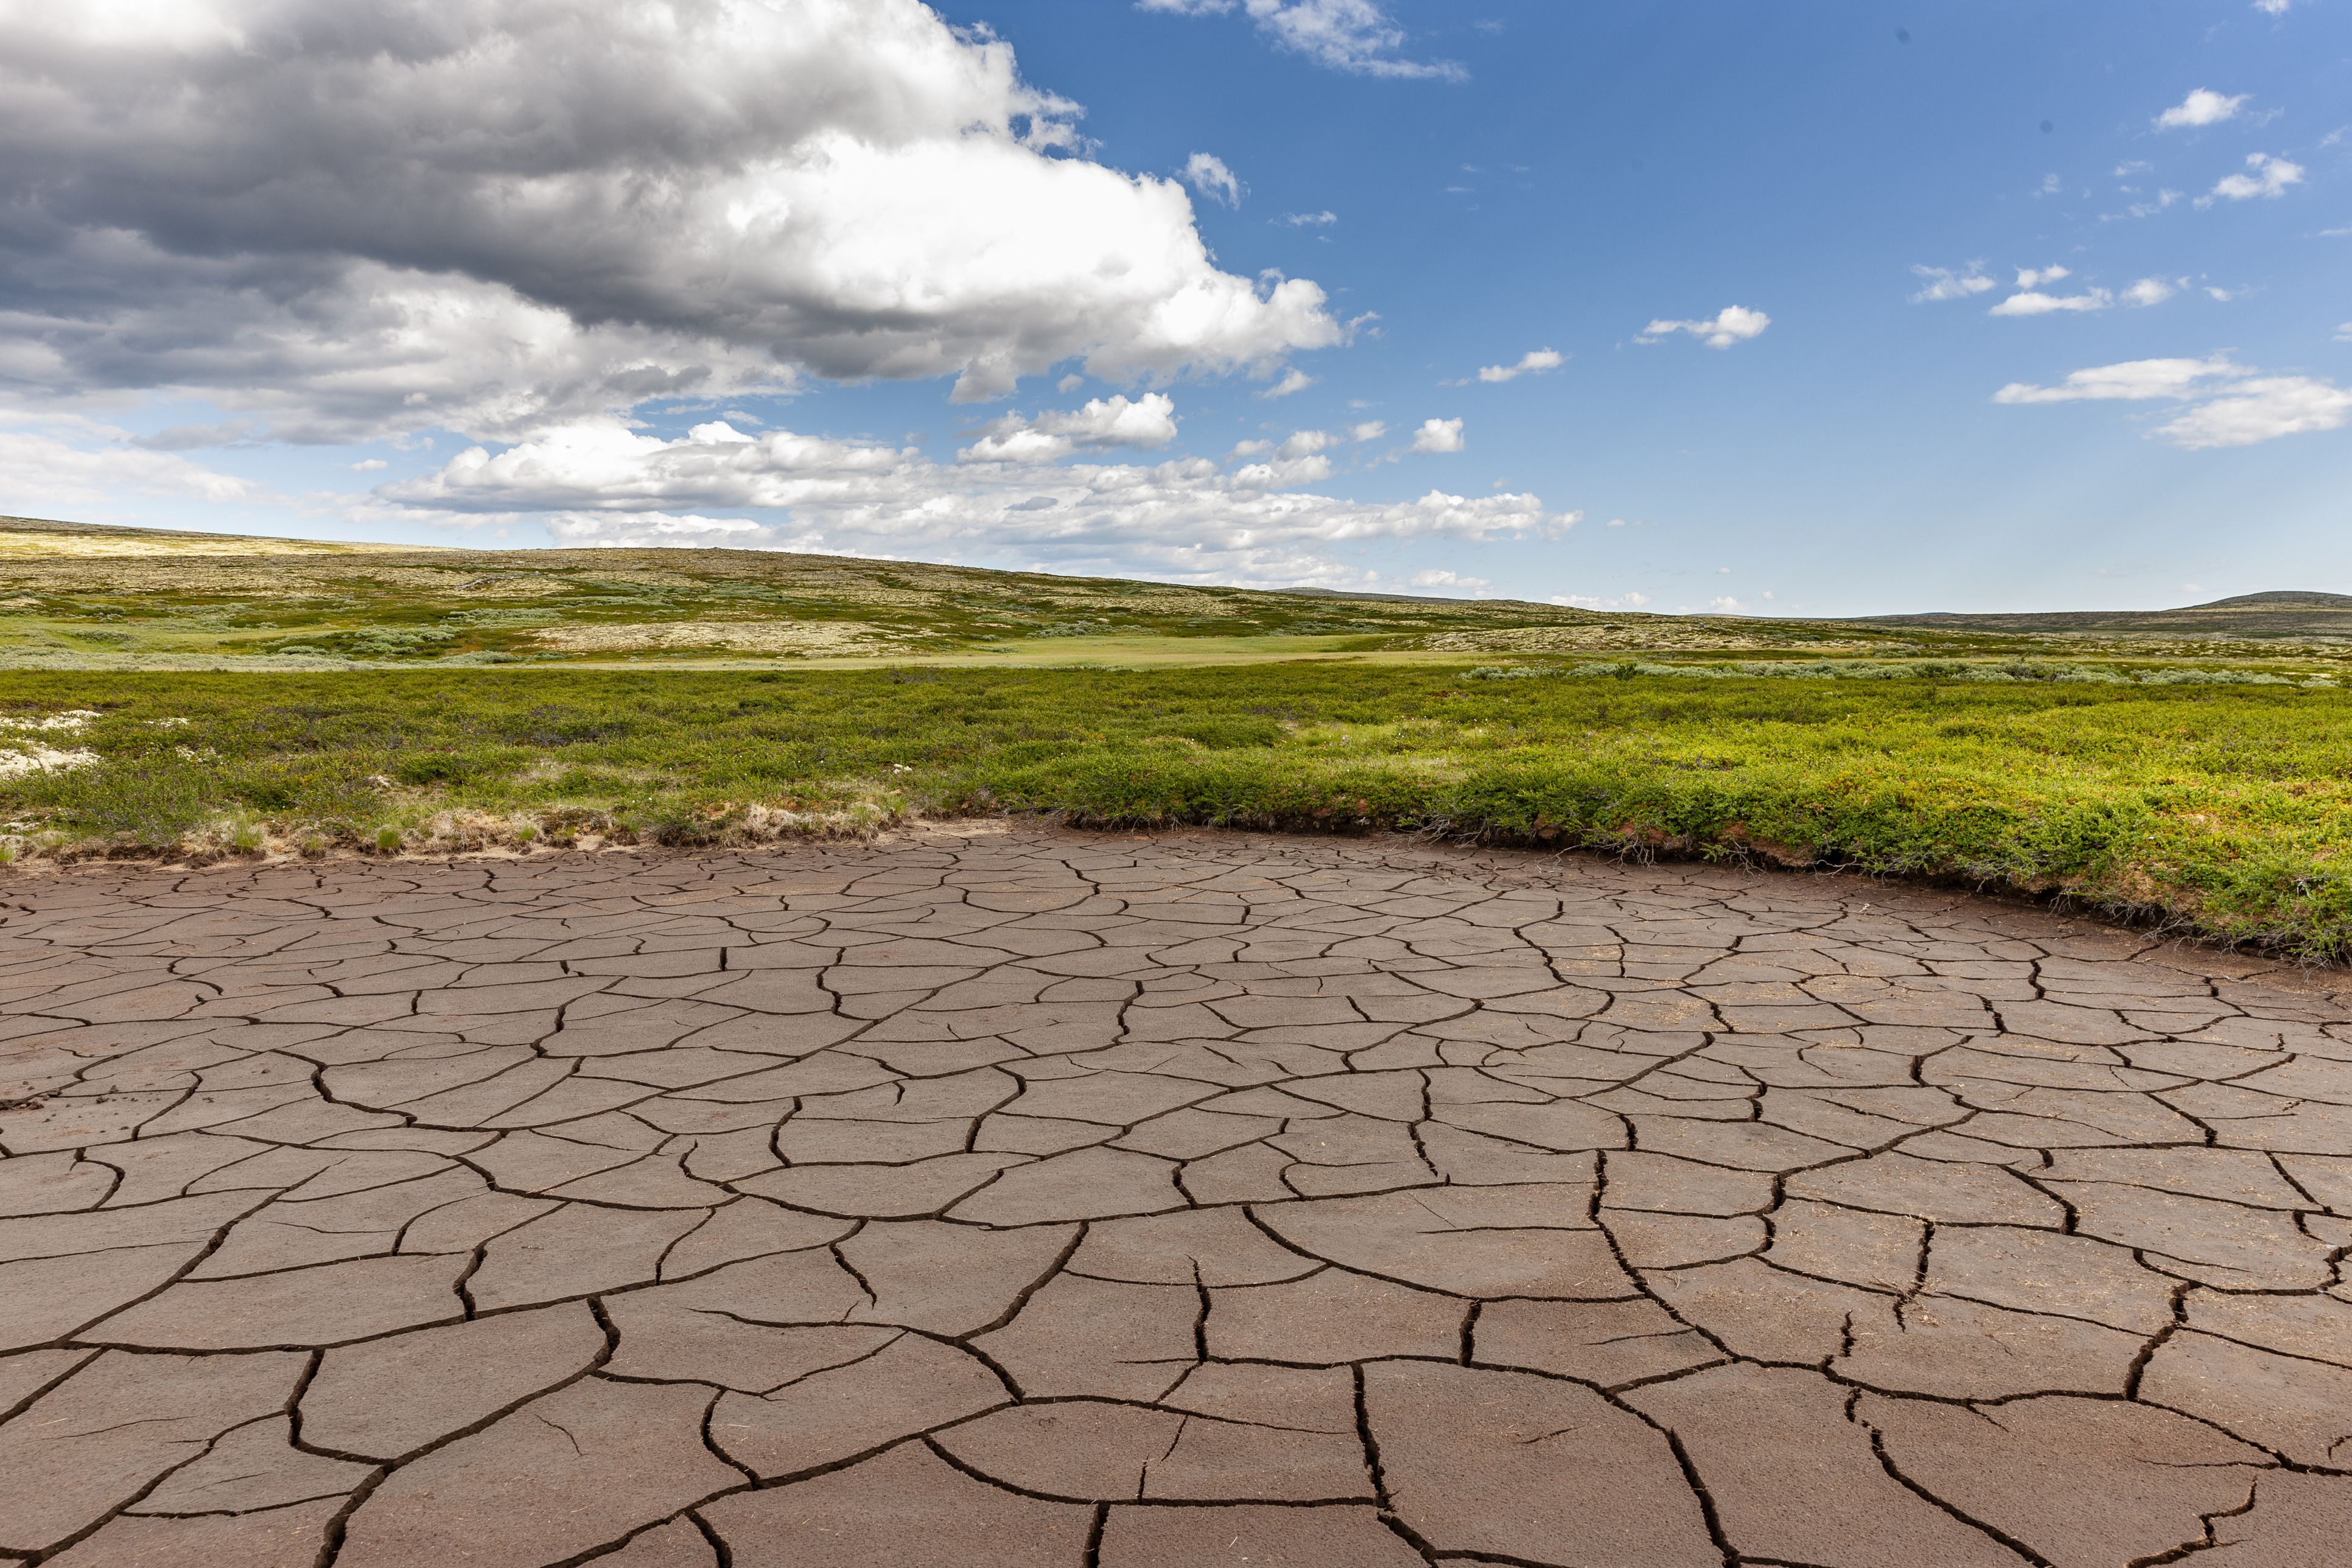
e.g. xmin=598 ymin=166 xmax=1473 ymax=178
xmin=2 ymin=825 xmax=2348 ymax=1567
xmin=3 ymin=516 xmax=2351 ymax=957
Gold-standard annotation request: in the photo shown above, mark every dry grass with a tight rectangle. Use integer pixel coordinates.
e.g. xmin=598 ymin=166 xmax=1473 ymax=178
xmin=530 ymin=620 xmax=912 ymax=656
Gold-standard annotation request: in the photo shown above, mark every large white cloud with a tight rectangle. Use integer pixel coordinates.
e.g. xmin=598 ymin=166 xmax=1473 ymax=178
xmin=0 ymin=0 xmax=1340 ymax=440
xmin=378 ymin=414 xmax=1572 ymax=586
xmin=1992 ymin=355 xmax=2351 ymax=449
xmin=0 ymin=418 xmax=258 ymax=511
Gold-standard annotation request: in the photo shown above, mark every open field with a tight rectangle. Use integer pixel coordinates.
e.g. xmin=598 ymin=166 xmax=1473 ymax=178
xmin=9 ymin=516 xmax=2352 ymax=674
xmin=4 ymin=662 xmax=2352 ymax=960
xmin=4 ymin=517 xmax=2350 ymax=957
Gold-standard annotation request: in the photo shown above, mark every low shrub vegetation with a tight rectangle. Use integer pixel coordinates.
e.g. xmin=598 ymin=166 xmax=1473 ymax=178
xmin=2 ymin=663 xmax=2350 ymax=958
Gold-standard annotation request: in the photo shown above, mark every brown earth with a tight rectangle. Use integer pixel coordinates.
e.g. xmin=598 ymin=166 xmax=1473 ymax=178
xmin=1 ymin=825 xmax=2347 ymax=1566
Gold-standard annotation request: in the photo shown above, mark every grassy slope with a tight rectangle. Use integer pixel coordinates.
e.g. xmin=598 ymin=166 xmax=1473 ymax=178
xmin=18 ymin=514 xmax=2342 ymax=671
xmin=8 ymin=664 xmax=2351 ymax=960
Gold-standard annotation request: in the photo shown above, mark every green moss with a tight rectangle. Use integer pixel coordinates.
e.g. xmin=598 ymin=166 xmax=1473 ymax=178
xmin=4 ymin=665 xmax=2352 ymax=957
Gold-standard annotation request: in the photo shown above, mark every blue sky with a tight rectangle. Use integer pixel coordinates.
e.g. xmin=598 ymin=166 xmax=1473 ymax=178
xmin=1 ymin=0 xmax=2345 ymax=614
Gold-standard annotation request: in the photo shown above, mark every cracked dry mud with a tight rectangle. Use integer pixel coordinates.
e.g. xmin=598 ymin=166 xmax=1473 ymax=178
xmin=1 ymin=825 xmax=2348 ymax=1568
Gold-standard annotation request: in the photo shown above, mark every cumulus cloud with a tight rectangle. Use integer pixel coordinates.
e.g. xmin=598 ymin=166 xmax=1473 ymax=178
xmin=0 ymin=421 xmax=256 ymax=511
xmin=1349 ymin=421 xmax=1387 ymax=442
xmin=1260 ymin=368 xmax=1315 ymax=399
xmin=2122 ymin=278 xmax=2178 ymax=307
xmin=1139 ymin=0 xmax=1465 ymax=80
xmin=1992 ymin=357 xmax=2244 ymax=404
xmin=1477 ymin=349 xmax=1564 ymax=383
xmin=1410 ymin=418 xmax=1466 ymax=454
xmin=2157 ymin=89 xmax=2250 ymax=130
xmin=2202 ymin=153 xmax=2306 ymax=204
xmin=1182 ymin=153 xmax=1245 ymax=208
xmin=1409 ymin=569 xmax=1489 ymax=592
xmin=1990 ymin=286 xmax=2112 ymax=316
xmin=2157 ymin=377 xmax=2352 ymax=449
xmin=958 ymin=394 xmax=1181 ymax=463
xmin=1992 ymin=355 xmax=2350 ymax=449
xmin=1637 ymin=307 xmax=1770 ymax=348
xmin=1909 ymin=265 xmax=1996 ymax=303
xmin=0 ymin=0 xmax=1341 ymax=439
xmin=379 ymin=416 xmax=1572 ymax=586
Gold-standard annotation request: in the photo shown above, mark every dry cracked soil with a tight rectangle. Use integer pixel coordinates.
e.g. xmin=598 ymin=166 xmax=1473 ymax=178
xmin=0 ymin=824 xmax=2348 ymax=1568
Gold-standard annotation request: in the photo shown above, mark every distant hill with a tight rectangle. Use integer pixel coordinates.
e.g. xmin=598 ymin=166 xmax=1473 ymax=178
xmin=0 ymin=514 xmax=2339 ymax=666
xmin=1863 ymin=591 xmax=2352 ymax=640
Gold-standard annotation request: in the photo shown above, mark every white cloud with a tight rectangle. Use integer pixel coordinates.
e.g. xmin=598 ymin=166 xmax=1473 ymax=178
xmin=1476 ymin=349 xmax=1565 ymax=383
xmin=0 ymin=0 xmax=1342 ymax=439
xmin=2256 ymin=1 xmax=2292 ymax=14
xmin=2202 ymin=153 xmax=2306 ymax=205
xmin=2157 ymin=89 xmax=2250 ymax=130
xmin=1552 ymin=591 xmax=1650 ymax=610
xmin=1410 ymin=417 xmax=1466 ymax=454
xmin=2016 ymin=265 xmax=2071 ymax=289
xmin=2337 ymin=322 xmax=2352 ymax=342
xmin=1410 ymin=569 xmax=1488 ymax=592
xmin=1349 ymin=421 xmax=1387 ymax=442
xmin=0 ymin=419 xmax=256 ymax=511
xmin=1140 ymin=0 xmax=1465 ymax=81
xmin=351 ymin=458 xmax=388 ymax=472
xmin=2127 ymin=190 xmax=2183 ymax=218
xmin=379 ymin=416 xmax=1573 ymax=586
xmin=1182 ymin=152 xmax=1244 ymax=208
xmin=2122 ymin=278 xmax=2178 ymax=307
xmin=1637 ymin=306 xmax=1770 ymax=349
xmin=957 ymin=393 xmax=1181 ymax=463
xmin=1990 ymin=288 xmax=2113 ymax=316
xmin=1260 ymin=368 xmax=1315 ymax=399
xmin=2157 ymin=377 xmax=2352 ymax=449
xmin=1708 ymin=597 xmax=1744 ymax=614
xmin=1992 ymin=355 xmax=2351 ymax=449
xmin=544 ymin=513 xmax=799 ymax=549
xmin=1909 ymin=265 xmax=1996 ymax=303
xmin=1992 ymin=356 xmax=2243 ymax=404
xmin=1231 ymin=453 xmax=1334 ymax=488
xmin=1277 ymin=429 xmax=1339 ymax=458
xmin=1278 ymin=211 xmax=1339 ymax=226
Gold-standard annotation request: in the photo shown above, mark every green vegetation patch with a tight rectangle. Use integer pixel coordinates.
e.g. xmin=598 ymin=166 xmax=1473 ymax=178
xmin=6 ymin=664 xmax=2352 ymax=961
